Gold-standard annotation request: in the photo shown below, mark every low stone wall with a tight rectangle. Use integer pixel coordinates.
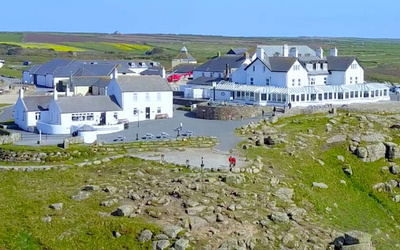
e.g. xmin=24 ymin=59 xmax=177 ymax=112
xmin=63 ymin=137 xmax=84 ymax=149
xmin=278 ymin=107 xmax=335 ymax=118
xmin=0 ymin=133 xmax=21 ymax=145
xmin=0 ymin=136 xmax=219 ymax=163
xmin=195 ymin=104 xmax=273 ymax=120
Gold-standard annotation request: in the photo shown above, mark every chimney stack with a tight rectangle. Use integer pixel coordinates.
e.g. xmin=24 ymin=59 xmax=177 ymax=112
xmin=316 ymin=47 xmax=324 ymax=59
xmin=224 ymin=64 xmax=230 ymax=80
xmin=161 ymin=67 xmax=166 ymax=78
xmin=19 ymin=88 xmax=24 ymax=99
xmin=289 ymin=47 xmax=298 ymax=58
xmin=330 ymin=47 xmax=338 ymax=57
xmin=256 ymin=47 xmax=265 ymax=60
xmin=244 ymin=52 xmax=250 ymax=60
xmin=112 ymin=67 xmax=118 ymax=79
xmin=283 ymin=44 xmax=289 ymax=57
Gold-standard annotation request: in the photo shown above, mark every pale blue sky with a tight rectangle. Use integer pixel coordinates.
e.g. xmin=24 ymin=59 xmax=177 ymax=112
xmin=2 ymin=0 xmax=399 ymax=38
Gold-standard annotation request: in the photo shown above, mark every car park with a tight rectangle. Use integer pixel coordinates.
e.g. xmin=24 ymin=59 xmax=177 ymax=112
xmin=142 ymin=133 xmax=154 ymax=139
xmin=113 ymin=135 xmax=126 ymax=141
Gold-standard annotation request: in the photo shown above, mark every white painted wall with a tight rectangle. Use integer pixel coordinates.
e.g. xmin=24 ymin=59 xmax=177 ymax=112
xmin=286 ymin=61 xmax=309 ymax=88
xmin=345 ymin=60 xmax=364 ymax=84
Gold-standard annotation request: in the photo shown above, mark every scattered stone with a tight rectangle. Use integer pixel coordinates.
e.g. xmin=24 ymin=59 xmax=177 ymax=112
xmin=83 ymin=185 xmax=100 ymax=191
xmin=186 ymin=206 xmax=205 ymax=215
xmin=390 ymin=165 xmax=399 ymax=175
xmin=313 ymin=182 xmax=328 ymax=189
xmin=138 ymin=229 xmax=153 ymax=242
xmin=114 ymin=205 xmax=135 ymax=217
xmin=41 ymin=216 xmax=52 ymax=223
xmin=340 ymin=180 xmax=347 ymax=185
xmin=270 ymin=212 xmax=289 ymax=224
xmin=337 ymin=155 xmax=345 ymax=162
xmin=155 ymin=240 xmax=170 ymax=250
xmin=113 ymin=231 xmax=121 ymax=238
xmin=164 ymin=226 xmax=183 ymax=239
xmin=270 ymin=116 xmax=278 ymax=124
xmin=393 ymin=195 xmax=400 ymax=203
xmin=71 ymin=191 xmax=90 ymax=201
xmin=174 ymin=238 xmax=190 ymax=250
xmin=103 ymin=186 xmax=117 ymax=195
xmin=282 ymin=233 xmax=297 ymax=248
xmin=154 ymin=234 xmax=169 ymax=240
xmin=188 ymin=216 xmax=208 ymax=230
xmin=49 ymin=203 xmax=63 ymax=210
xmin=273 ymin=187 xmax=294 ymax=201
xmin=317 ymin=159 xmax=325 ymax=166
xmin=344 ymin=231 xmax=372 ymax=245
xmin=216 ymin=213 xmax=225 ymax=222
xmin=223 ymin=174 xmax=245 ymax=184
xmin=326 ymin=134 xmax=347 ymax=144
xmin=384 ymin=142 xmax=400 ymax=159
xmin=342 ymin=166 xmax=353 ymax=176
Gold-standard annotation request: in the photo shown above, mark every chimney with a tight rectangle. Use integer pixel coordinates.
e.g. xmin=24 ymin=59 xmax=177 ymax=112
xmin=316 ymin=47 xmax=324 ymax=59
xmin=65 ymin=83 xmax=71 ymax=96
xmin=224 ymin=64 xmax=230 ymax=80
xmin=289 ymin=47 xmax=298 ymax=58
xmin=283 ymin=44 xmax=289 ymax=57
xmin=256 ymin=47 xmax=265 ymax=60
xmin=161 ymin=67 xmax=166 ymax=78
xmin=112 ymin=67 xmax=118 ymax=79
xmin=19 ymin=88 xmax=24 ymax=99
xmin=330 ymin=47 xmax=338 ymax=57
xmin=53 ymin=86 xmax=58 ymax=100
xmin=244 ymin=52 xmax=250 ymax=60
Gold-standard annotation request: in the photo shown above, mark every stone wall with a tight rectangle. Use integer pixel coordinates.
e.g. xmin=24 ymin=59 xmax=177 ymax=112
xmin=0 ymin=133 xmax=21 ymax=145
xmin=63 ymin=137 xmax=84 ymax=149
xmin=195 ymin=104 xmax=273 ymax=120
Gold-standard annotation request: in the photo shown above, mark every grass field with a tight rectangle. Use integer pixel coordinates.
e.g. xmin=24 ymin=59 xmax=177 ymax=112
xmin=64 ymin=42 xmax=151 ymax=53
xmin=0 ymin=67 xmax=23 ymax=78
xmin=0 ymin=32 xmax=23 ymax=43
xmin=244 ymin=113 xmax=400 ymax=249
xmin=0 ymin=42 xmax=84 ymax=52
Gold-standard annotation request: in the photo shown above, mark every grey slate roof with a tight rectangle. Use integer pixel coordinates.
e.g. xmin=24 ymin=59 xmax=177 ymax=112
xmin=22 ymin=95 xmax=53 ymax=111
xmin=326 ymin=56 xmax=357 ymax=71
xmin=56 ymin=95 xmax=121 ymax=113
xmin=194 ymin=55 xmax=246 ymax=73
xmin=34 ymin=59 xmax=73 ymax=75
xmin=140 ymin=66 xmax=163 ymax=76
xmin=187 ymin=76 xmax=224 ymax=86
xmin=26 ymin=64 xmax=41 ymax=74
xmin=115 ymin=75 xmax=172 ymax=92
xmin=72 ymin=64 xmax=116 ymax=77
xmin=245 ymin=57 xmax=296 ymax=72
xmin=226 ymin=48 xmax=248 ymax=55
xmin=77 ymin=125 xmax=96 ymax=131
xmin=172 ymin=64 xmax=200 ymax=74
xmin=71 ymin=77 xmax=111 ymax=87
xmin=257 ymin=45 xmax=316 ymax=57
xmin=174 ymin=49 xmax=196 ymax=62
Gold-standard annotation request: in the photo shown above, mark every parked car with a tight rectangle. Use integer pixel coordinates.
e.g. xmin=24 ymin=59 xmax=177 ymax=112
xmin=113 ymin=135 xmax=126 ymax=141
xmin=142 ymin=133 xmax=154 ymax=139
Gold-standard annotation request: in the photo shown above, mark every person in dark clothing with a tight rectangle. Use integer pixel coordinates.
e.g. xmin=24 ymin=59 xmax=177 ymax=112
xmin=288 ymin=103 xmax=292 ymax=109
xmin=262 ymin=110 xmax=265 ymax=117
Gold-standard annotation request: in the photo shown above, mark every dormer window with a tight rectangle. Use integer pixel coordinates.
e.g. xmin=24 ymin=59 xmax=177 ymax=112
xmin=129 ymin=62 xmax=136 ymax=67
xmin=293 ymin=65 xmax=300 ymax=71
xmin=351 ymin=63 xmax=358 ymax=69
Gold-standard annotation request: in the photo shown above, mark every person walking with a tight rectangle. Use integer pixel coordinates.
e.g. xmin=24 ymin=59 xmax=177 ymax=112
xmin=262 ymin=110 xmax=265 ymax=117
xmin=232 ymin=157 xmax=236 ymax=167
xmin=179 ymin=121 xmax=183 ymax=131
xmin=288 ymin=102 xmax=292 ymax=109
xmin=229 ymin=156 xmax=233 ymax=168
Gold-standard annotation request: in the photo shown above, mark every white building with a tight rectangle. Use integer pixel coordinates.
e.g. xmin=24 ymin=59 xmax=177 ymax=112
xmin=211 ymin=45 xmax=389 ymax=107
xmin=172 ymin=46 xmax=197 ymax=68
xmin=107 ymin=75 xmax=173 ymax=123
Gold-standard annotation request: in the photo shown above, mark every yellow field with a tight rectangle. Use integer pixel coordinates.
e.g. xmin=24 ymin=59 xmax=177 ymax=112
xmin=102 ymin=42 xmax=151 ymax=51
xmin=0 ymin=42 xmax=84 ymax=52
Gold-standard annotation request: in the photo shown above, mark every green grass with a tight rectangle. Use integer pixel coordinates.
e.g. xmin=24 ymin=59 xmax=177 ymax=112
xmin=0 ymin=42 xmax=84 ymax=52
xmin=0 ymin=104 xmax=12 ymax=108
xmin=0 ymin=67 xmax=22 ymax=78
xmin=0 ymin=32 xmax=23 ymax=42
xmin=244 ymin=113 xmax=400 ymax=249
xmin=64 ymin=42 xmax=150 ymax=54
xmin=0 ymin=157 xmax=161 ymax=249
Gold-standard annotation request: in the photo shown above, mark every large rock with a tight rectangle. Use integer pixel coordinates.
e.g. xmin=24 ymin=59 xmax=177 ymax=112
xmin=361 ymin=133 xmax=385 ymax=143
xmin=164 ymin=225 xmax=183 ymax=239
xmin=264 ymin=134 xmax=281 ymax=145
xmin=326 ymin=134 xmax=347 ymax=144
xmin=312 ymin=182 xmax=328 ymax=189
xmin=270 ymin=212 xmax=289 ymax=224
xmin=188 ymin=216 xmax=208 ymax=230
xmin=273 ymin=188 xmax=294 ymax=201
xmin=155 ymin=240 xmax=170 ymax=250
xmin=341 ymin=243 xmax=374 ymax=250
xmin=390 ymin=165 xmax=399 ymax=175
xmin=115 ymin=205 xmax=135 ymax=217
xmin=223 ymin=174 xmax=245 ymax=184
xmin=384 ymin=142 xmax=400 ymax=159
xmin=355 ymin=147 xmax=368 ymax=159
xmin=71 ymin=191 xmax=90 ymax=201
xmin=174 ymin=238 xmax=190 ymax=250
xmin=270 ymin=115 xmax=278 ymax=124
xmin=138 ymin=229 xmax=153 ymax=242
xmin=356 ymin=143 xmax=386 ymax=162
xmin=344 ymin=230 xmax=372 ymax=245
xmin=49 ymin=203 xmax=63 ymax=210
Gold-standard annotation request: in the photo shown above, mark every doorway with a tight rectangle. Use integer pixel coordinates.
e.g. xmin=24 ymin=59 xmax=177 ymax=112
xmin=145 ymin=107 xmax=150 ymax=119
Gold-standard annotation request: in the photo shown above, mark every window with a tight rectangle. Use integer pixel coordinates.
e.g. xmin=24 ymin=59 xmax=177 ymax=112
xmin=324 ymin=93 xmax=328 ymax=100
xmin=310 ymin=78 xmax=315 ymax=85
xmin=145 ymin=93 xmax=150 ymax=101
xmin=292 ymin=79 xmax=295 ymax=86
xmin=338 ymin=92 xmax=343 ymax=99
xmin=237 ymin=91 xmax=241 ymax=98
xmin=133 ymin=93 xmax=137 ymax=101
xmin=345 ymin=92 xmax=349 ymax=99
xmin=114 ymin=112 xmax=118 ymax=119
xmin=355 ymin=91 xmax=359 ymax=98
xmin=364 ymin=91 xmax=369 ymax=98
xmin=350 ymin=91 xmax=354 ymax=98
xmin=293 ymin=65 xmax=300 ymax=71
xmin=157 ymin=107 xmax=161 ymax=113
xmin=301 ymin=94 xmax=305 ymax=101
xmin=371 ymin=91 xmax=375 ymax=97
xmin=350 ymin=77 xmax=353 ymax=84
xmin=266 ymin=78 xmax=270 ymax=85
xmin=324 ymin=77 xmax=327 ymax=84
xmin=253 ymin=66 xmax=255 ymax=72
xmin=263 ymin=66 xmax=266 ymax=72
xmin=298 ymin=79 xmax=301 ymax=86
xmin=71 ymin=113 xmax=94 ymax=122
xmin=261 ymin=94 xmax=267 ymax=101
xmin=35 ymin=112 xmax=40 ymax=121
xmin=355 ymin=77 xmax=358 ymax=83
xmin=250 ymin=78 xmax=254 ymax=85
xmin=329 ymin=93 xmax=333 ymax=99
xmin=318 ymin=94 xmax=323 ymax=100
xmin=157 ymin=92 xmax=161 ymax=101
xmin=351 ymin=63 xmax=358 ymax=69
xmin=291 ymin=95 xmax=295 ymax=102
xmin=384 ymin=89 xmax=388 ymax=96
xmin=311 ymin=94 xmax=316 ymax=101
xmin=133 ymin=108 xmax=138 ymax=115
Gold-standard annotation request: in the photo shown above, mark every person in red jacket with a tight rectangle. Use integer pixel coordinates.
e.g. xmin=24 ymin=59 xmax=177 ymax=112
xmin=232 ymin=157 xmax=236 ymax=167
xmin=228 ymin=156 xmax=233 ymax=168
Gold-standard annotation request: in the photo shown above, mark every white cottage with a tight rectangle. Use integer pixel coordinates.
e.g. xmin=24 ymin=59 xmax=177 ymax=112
xmin=14 ymin=89 xmax=52 ymax=132
xmin=107 ymin=75 xmax=173 ymax=123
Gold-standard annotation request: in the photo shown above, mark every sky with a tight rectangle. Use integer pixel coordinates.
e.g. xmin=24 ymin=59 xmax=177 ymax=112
xmin=2 ymin=0 xmax=400 ymax=38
